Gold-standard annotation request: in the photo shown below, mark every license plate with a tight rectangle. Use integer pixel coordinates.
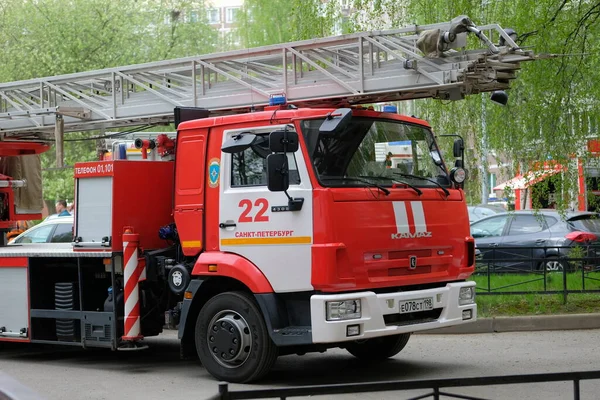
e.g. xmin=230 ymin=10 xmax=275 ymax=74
xmin=399 ymin=297 xmax=434 ymax=314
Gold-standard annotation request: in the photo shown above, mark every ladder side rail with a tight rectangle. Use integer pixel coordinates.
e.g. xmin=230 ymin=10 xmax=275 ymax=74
xmin=0 ymin=92 xmax=44 ymax=129
xmin=0 ymin=16 xmax=467 ymax=90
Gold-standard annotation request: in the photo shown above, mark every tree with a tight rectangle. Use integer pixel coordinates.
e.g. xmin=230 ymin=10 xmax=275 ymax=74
xmin=0 ymin=0 xmax=217 ymax=203
xmin=234 ymin=0 xmax=341 ymax=48
xmin=346 ymin=0 xmax=600 ymax=208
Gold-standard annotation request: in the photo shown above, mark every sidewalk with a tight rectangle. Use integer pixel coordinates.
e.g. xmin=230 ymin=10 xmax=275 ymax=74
xmin=419 ymin=313 xmax=600 ymax=334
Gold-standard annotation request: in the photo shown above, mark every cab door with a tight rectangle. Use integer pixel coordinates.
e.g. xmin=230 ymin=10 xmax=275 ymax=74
xmin=218 ymin=125 xmax=314 ymax=293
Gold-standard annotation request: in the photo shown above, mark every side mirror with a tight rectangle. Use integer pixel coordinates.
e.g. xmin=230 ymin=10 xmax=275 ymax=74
xmin=269 ymin=130 xmax=299 ymax=153
xmin=453 ymin=138 xmax=464 ymax=158
xmin=319 ymin=108 xmax=352 ymax=135
xmin=267 ymin=154 xmax=289 ymax=192
xmin=221 ymin=132 xmax=257 ymax=154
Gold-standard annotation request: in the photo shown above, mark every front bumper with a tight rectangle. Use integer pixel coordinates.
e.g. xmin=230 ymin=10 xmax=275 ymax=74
xmin=310 ymin=281 xmax=477 ymax=343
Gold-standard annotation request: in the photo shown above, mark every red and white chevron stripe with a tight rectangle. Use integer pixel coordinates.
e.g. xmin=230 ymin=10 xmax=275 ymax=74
xmin=122 ymin=231 xmax=144 ymax=341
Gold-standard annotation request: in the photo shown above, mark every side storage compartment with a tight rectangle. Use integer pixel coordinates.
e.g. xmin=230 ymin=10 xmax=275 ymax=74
xmin=0 ymin=257 xmax=30 ymax=341
xmin=28 ymin=255 xmax=118 ymax=349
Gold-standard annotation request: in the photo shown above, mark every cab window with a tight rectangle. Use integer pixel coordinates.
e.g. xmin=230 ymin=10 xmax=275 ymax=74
xmin=230 ymin=134 xmax=300 ymax=187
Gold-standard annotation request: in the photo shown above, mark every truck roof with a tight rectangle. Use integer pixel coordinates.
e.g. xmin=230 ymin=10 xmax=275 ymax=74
xmin=176 ymin=107 xmax=431 ymax=131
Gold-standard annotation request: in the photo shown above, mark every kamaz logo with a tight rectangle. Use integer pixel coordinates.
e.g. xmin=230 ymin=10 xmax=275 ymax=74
xmin=391 ymin=201 xmax=432 ymax=240
xmin=391 ymin=231 xmax=432 ymax=239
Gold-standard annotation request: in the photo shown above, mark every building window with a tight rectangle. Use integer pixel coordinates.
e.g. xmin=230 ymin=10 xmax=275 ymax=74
xmin=489 ymin=173 xmax=496 ymax=195
xmin=226 ymin=7 xmax=240 ymax=23
xmin=207 ymin=8 xmax=220 ymax=23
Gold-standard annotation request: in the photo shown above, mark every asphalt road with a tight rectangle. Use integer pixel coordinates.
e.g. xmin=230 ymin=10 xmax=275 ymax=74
xmin=1 ymin=329 xmax=599 ymax=400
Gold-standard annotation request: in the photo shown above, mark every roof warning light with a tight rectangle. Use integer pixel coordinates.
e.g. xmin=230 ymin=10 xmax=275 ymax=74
xmin=269 ymin=94 xmax=287 ymax=106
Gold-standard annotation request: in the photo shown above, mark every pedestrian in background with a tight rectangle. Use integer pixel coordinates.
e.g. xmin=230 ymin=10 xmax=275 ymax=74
xmin=55 ymin=200 xmax=71 ymax=216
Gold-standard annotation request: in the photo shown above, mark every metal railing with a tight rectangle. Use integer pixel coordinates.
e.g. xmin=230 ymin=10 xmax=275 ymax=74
xmin=208 ymin=370 xmax=600 ymax=400
xmin=473 ymin=245 xmax=600 ymax=302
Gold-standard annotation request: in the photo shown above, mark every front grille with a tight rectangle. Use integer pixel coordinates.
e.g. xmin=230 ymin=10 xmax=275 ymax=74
xmin=389 ymin=249 xmax=432 ymax=259
xmin=383 ymin=308 xmax=442 ymax=327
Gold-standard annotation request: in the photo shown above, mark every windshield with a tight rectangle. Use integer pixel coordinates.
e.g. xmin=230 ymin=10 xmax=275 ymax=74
xmin=299 ymin=117 xmax=449 ymax=188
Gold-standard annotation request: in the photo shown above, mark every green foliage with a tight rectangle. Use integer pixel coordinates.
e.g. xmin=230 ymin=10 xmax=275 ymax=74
xmin=0 ymin=0 xmax=217 ymax=201
xmin=475 ymin=293 xmax=600 ymax=317
xmin=40 ymin=132 xmax=99 ymax=203
xmin=0 ymin=0 xmax=217 ymax=82
xmin=472 ymin=270 xmax=600 ymax=316
xmin=234 ymin=0 xmax=340 ymax=48
xmin=350 ymin=0 xmax=600 ymax=210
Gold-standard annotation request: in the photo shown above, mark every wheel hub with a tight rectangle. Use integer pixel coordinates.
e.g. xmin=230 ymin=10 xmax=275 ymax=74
xmin=546 ymin=261 xmax=562 ymax=271
xmin=172 ymin=271 xmax=183 ymax=287
xmin=207 ymin=311 xmax=252 ymax=368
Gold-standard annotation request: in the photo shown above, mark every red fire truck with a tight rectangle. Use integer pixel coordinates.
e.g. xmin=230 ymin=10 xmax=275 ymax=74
xmin=0 ymin=16 xmax=537 ymax=382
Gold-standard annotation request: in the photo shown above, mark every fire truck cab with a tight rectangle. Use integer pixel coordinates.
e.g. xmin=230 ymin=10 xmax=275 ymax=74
xmin=164 ymin=103 xmax=476 ymax=382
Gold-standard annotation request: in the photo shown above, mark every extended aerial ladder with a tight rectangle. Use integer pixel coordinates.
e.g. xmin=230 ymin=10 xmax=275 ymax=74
xmin=0 ymin=15 xmax=540 ymax=227
xmin=0 ymin=15 xmax=537 ymax=140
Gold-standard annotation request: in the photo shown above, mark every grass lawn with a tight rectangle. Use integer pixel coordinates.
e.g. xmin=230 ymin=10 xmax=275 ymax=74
xmin=468 ymin=271 xmax=600 ymax=318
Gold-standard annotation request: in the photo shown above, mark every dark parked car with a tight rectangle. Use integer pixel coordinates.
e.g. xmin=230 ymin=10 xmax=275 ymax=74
xmin=467 ymin=204 xmax=506 ymax=223
xmin=470 ymin=210 xmax=600 ymax=272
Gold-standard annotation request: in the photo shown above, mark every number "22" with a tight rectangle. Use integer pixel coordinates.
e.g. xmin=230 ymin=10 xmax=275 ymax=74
xmin=238 ymin=198 xmax=269 ymax=222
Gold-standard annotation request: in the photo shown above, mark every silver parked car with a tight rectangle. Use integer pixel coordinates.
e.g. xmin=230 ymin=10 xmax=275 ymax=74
xmin=8 ymin=216 xmax=74 ymax=245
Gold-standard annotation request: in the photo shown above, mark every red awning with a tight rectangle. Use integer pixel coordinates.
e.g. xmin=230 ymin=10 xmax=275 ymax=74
xmin=493 ymin=164 xmax=565 ymax=191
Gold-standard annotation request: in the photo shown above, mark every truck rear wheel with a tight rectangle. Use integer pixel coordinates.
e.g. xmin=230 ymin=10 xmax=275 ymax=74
xmin=195 ymin=291 xmax=278 ymax=383
xmin=345 ymin=333 xmax=411 ymax=361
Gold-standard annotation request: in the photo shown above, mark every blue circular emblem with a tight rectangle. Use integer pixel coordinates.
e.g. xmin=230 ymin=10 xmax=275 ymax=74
xmin=208 ymin=159 xmax=220 ymax=188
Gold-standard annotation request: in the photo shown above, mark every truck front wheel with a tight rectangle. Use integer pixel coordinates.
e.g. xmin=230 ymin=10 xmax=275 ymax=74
xmin=345 ymin=333 xmax=411 ymax=361
xmin=195 ymin=291 xmax=278 ymax=383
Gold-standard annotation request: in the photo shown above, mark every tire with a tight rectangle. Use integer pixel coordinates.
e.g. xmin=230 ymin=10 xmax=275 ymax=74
xmin=345 ymin=333 xmax=411 ymax=361
xmin=540 ymin=256 xmax=567 ymax=272
xmin=195 ymin=291 xmax=278 ymax=383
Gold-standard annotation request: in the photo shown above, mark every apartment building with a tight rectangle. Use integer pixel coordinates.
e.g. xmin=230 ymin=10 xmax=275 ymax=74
xmin=198 ymin=0 xmax=243 ymax=49
xmin=205 ymin=0 xmax=244 ymax=35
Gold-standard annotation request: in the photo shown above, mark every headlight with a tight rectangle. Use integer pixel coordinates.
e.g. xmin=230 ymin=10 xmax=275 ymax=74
xmin=459 ymin=287 xmax=475 ymax=305
xmin=450 ymin=167 xmax=466 ymax=184
xmin=326 ymin=299 xmax=361 ymax=321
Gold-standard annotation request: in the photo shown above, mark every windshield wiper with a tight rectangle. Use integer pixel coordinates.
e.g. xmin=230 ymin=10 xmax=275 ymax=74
xmin=321 ymin=176 xmax=390 ymax=195
xmin=357 ymin=175 xmax=422 ymax=196
xmin=391 ymin=172 xmax=450 ymax=197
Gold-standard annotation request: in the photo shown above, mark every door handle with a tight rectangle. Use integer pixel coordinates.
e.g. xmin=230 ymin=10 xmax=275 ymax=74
xmin=535 ymin=239 xmax=546 ymax=244
xmin=219 ymin=222 xmax=237 ymax=229
xmin=490 ymin=243 xmax=499 ymax=247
